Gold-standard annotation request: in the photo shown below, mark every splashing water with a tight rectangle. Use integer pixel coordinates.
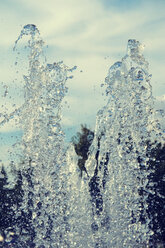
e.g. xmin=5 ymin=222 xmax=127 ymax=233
xmin=0 ymin=24 xmax=92 ymax=248
xmin=11 ymin=24 xmax=93 ymax=248
xmin=12 ymin=24 xmax=72 ymax=247
xmin=65 ymin=146 xmax=94 ymax=247
xmin=0 ymin=25 xmax=164 ymax=247
xmin=86 ymin=39 xmax=164 ymax=247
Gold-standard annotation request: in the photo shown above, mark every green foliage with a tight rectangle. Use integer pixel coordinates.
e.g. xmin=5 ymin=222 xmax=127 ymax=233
xmin=71 ymin=124 xmax=94 ymax=177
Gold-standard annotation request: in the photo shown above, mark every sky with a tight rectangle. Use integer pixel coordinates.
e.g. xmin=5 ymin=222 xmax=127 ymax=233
xmin=0 ymin=0 xmax=165 ymax=163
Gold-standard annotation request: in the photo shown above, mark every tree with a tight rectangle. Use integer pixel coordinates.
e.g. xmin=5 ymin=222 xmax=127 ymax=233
xmin=72 ymin=126 xmax=109 ymax=227
xmin=146 ymin=143 xmax=165 ymax=247
xmin=0 ymin=165 xmax=35 ymax=247
xmin=0 ymin=166 xmax=23 ymax=246
xmin=71 ymin=124 xmax=94 ymax=177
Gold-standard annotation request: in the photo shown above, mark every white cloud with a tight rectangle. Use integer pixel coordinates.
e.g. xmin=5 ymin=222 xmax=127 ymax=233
xmin=155 ymin=95 xmax=165 ymax=109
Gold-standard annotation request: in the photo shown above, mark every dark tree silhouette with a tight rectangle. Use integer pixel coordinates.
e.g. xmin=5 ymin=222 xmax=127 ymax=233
xmin=71 ymin=124 xmax=94 ymax=177
xmin=0 ymin=165 xmax=35 ymax=247
xmin=146 ymin=143 xmax=165 ymax=247
xmin=0 ymin=166 xmax=23 ymax=246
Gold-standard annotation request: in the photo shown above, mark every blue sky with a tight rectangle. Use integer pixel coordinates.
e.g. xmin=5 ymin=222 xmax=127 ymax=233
xmin=0 ymin=0 xmax=165 ymax=163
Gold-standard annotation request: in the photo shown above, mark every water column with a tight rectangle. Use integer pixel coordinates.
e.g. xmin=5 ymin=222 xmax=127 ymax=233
xmin=65 ymin=145 xmax=94 ymax=248
xmin=14 ymin=24 xmax=70 ymax=247
xmin=87 ymin=40 xmax=164 ymax=247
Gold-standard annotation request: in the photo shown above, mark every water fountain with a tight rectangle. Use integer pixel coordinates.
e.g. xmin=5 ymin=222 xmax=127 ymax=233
xmin=0 ymin=25 xmax=164 ymax=247
xmin=13 ymin=24 xmax=71 ymax=247
xmin=7 ymin=24 xmax=92 ymax=248
xmin=87 ymin=39 xmax=165 ymax=247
